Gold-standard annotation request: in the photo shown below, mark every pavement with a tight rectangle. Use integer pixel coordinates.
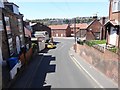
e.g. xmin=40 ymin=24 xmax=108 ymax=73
xmin=8 ymin=37 xmax=118 ymax=89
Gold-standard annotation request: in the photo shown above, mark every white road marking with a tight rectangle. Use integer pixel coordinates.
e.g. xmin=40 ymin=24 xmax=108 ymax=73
xmin=70 ymin=48 xmax=118 ymax=87
xmin=69 ymin=51 xmax=104 ymax=88
xmin=57 ymin=44 xmax=65 ymax=51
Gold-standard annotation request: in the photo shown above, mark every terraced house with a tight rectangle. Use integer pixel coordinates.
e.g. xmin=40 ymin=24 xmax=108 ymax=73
xmin=49 ymin=24 xmax=71 ymax=37
xmin=1 ymin=2 xmax=25 ymax=61
xmin=1 ymin=1 xmax=26 ymax=87
xmin=105 ymin=0 xmax=120 ymax=48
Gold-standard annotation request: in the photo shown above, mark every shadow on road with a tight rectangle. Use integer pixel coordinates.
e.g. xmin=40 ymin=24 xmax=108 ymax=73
xmin=28 ymin=54 xmax=56 ymax=88
xmin=53 ymin=41 xmax=60 ymax=45
xmin=9 ymin=49 xmax=56 ymax=89
xmin=40 ymin=48 xmax=50 ymax=53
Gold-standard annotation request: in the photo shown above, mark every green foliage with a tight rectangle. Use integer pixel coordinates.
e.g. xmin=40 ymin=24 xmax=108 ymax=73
xmin=90 ymin=40 xmax=106 ymax=44
xmin=63 ymin=19 xmax=70 ymax=24
xmin=85 ymin=40 xmax=106 ymax=47
xmin=85 ymin=41 xmax=96 ymax=47
xmin=32 ymin=43 xmax=37 ymax=48
xmin=108 ymin=47 xmax=118 ymax=53
xmin=25 ymin=17 xmax=96 ymax=25
xmin=77 ymin=40 xmax=84 ymax=45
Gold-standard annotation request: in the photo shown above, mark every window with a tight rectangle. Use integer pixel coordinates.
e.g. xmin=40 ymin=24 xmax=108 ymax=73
xmin=95 ymin=32 xmax=100 ymax=40
xmin=8 ymin=38 xmax=14 ymax=56
xmin=118 ymin=1 xmax=120 ymax=11
xmin=20 ymin=35 xmax=24 ymax=46
xmin=4 ymin=17 xmax=12 ymax=35
xmin=18 ymin=19 xmax=23 ymax=32
xmin=0 ymin=0 xmax=4 ymax=8
xmin=112 ymin=0 xmax=120 ymax=12
xmin=0 ymin=20 xmax=3 ymax=31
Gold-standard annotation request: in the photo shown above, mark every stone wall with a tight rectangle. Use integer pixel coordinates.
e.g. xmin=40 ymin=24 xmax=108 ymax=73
xmin=77 ymin=44 xmax=118 ymax=83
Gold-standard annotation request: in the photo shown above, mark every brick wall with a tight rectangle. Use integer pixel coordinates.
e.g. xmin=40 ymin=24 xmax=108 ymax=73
xmin=2 ymin=31 xmax=9 ymax=60
xmin=51 ymin=29 xmax=66 ymax=37
xmin=2 ymin=9 xmax=25 ymax=60
xmin=51 ymin=27 xmax=71 ymax=37
xmin=77 ymin=44 xmax=118 ymax=82
xmin=109 ymin=0 xmax=120 ymax=22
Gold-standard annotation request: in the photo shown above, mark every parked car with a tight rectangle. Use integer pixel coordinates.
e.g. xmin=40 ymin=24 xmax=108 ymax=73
xmin=47 ymin=43 xmax=56 ymax=49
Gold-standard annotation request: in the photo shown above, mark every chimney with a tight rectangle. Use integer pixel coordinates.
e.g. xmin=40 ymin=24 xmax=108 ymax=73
xmin=102 ymin=17 xmax=106 ymax=25
xmin=93 ymin=15 xmax=98 ymax=20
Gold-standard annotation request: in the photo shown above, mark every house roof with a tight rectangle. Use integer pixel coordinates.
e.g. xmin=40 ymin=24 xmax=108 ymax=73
xmin=70 ymin=23 xmax=88 ymax=30
xmin=87 ymin=19 xmax=98 ymax=28
xmin=79 ymin=23 xmax=88 ymax=29
xmin=4 ymin=2 xmax=19 ymax=8
xmin=49 ymin=24 xmax=69 ymax=30
xmin=105 ymin=20 xmax=119 ymax=26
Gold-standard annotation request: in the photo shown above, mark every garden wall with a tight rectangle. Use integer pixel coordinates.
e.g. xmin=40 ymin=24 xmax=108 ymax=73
xmin=77 ymin=44 xmax=119 ymax=83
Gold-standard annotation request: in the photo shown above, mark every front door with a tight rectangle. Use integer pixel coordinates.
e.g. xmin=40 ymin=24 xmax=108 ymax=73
xmin=109 ymin=27 xmax=117 ymax=46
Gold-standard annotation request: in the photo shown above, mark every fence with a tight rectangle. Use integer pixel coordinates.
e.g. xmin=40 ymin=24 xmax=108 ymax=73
xmin=85 ymin=41 xmax=106 ymax=53
xmin=93 ymin=44 xmax=106 ymax=53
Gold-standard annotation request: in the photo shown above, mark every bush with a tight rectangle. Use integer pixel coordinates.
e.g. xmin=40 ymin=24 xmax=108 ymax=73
xmin=77 ymin=40 xmax=84 ymax=45
xmin=85 ymin=41 xmax=96 ymax=47
xmin=85 ymin=40 xmax=106 ymax=47
xmin=108 ymin=47 xmax=118 ymax=53
xmin=91 ymin=40 xmax=106 ymax=44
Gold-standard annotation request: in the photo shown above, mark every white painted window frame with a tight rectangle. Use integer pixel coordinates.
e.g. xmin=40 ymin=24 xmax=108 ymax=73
xmin=112 ymin=0 xmax=120 ymax=12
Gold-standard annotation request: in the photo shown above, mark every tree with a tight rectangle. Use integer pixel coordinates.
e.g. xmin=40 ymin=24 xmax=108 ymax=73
xmin=64 ymin=19 xmax=70 ymax=24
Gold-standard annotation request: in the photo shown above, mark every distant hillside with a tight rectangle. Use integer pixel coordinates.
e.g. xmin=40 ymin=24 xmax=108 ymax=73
xmin=26 ymin=17 xmax=103 ymax=25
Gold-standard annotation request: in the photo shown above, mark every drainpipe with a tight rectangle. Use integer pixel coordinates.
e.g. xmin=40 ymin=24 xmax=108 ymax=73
xmin=118 ymin=25 xmax=120 ymax=53
xmin=20 ymin=14 xmax=27 ymax=64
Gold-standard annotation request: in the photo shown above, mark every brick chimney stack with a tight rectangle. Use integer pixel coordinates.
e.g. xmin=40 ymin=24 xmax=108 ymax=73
xmin=93 ymin=15 xmax=98 ymax=20
xmin=102 ymin=17 xmax=106 ymax=25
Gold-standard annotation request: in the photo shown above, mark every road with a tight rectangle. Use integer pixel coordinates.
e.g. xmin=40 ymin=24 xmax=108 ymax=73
xmin=11 ymin=37 xmax=117 ymax=88
xmin=44 ymin=37 xmax=100 ymax=88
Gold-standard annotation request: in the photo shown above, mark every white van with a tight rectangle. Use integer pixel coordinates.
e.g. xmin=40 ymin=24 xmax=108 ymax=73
xmin=34 ymin=31 xmax=49 ymax=42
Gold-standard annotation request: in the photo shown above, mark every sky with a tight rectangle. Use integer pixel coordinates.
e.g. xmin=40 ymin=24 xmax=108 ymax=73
xmin=8 ymin=0 xmax=109 ymax=20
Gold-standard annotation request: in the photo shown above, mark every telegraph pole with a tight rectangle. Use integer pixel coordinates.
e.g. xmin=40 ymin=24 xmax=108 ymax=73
xmin=74 ymin=18 xmax=77 ymax=53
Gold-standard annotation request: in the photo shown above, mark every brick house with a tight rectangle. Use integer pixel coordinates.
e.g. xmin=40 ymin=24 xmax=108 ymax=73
xmin=49 ymin=24 xmax=71 ymax=37
xmin=1 ymin=2 xmax=25 ymax=61
xmin=1 ymin=1 xmax=26 ymax=87
xmin=76 ymin=23 xmax=88 ymax=38
xmin=86 ymin=16 xmax=104 ymax=40
xmin=31 ymin=23 xmax=51 ymax=38
xmin=70 ymin=23 xmax=88 ymax=37
xmin=105 ymin=0 xmax=120 ymax=47
xmin=75 ymin=16 xmax=105 ymax=41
